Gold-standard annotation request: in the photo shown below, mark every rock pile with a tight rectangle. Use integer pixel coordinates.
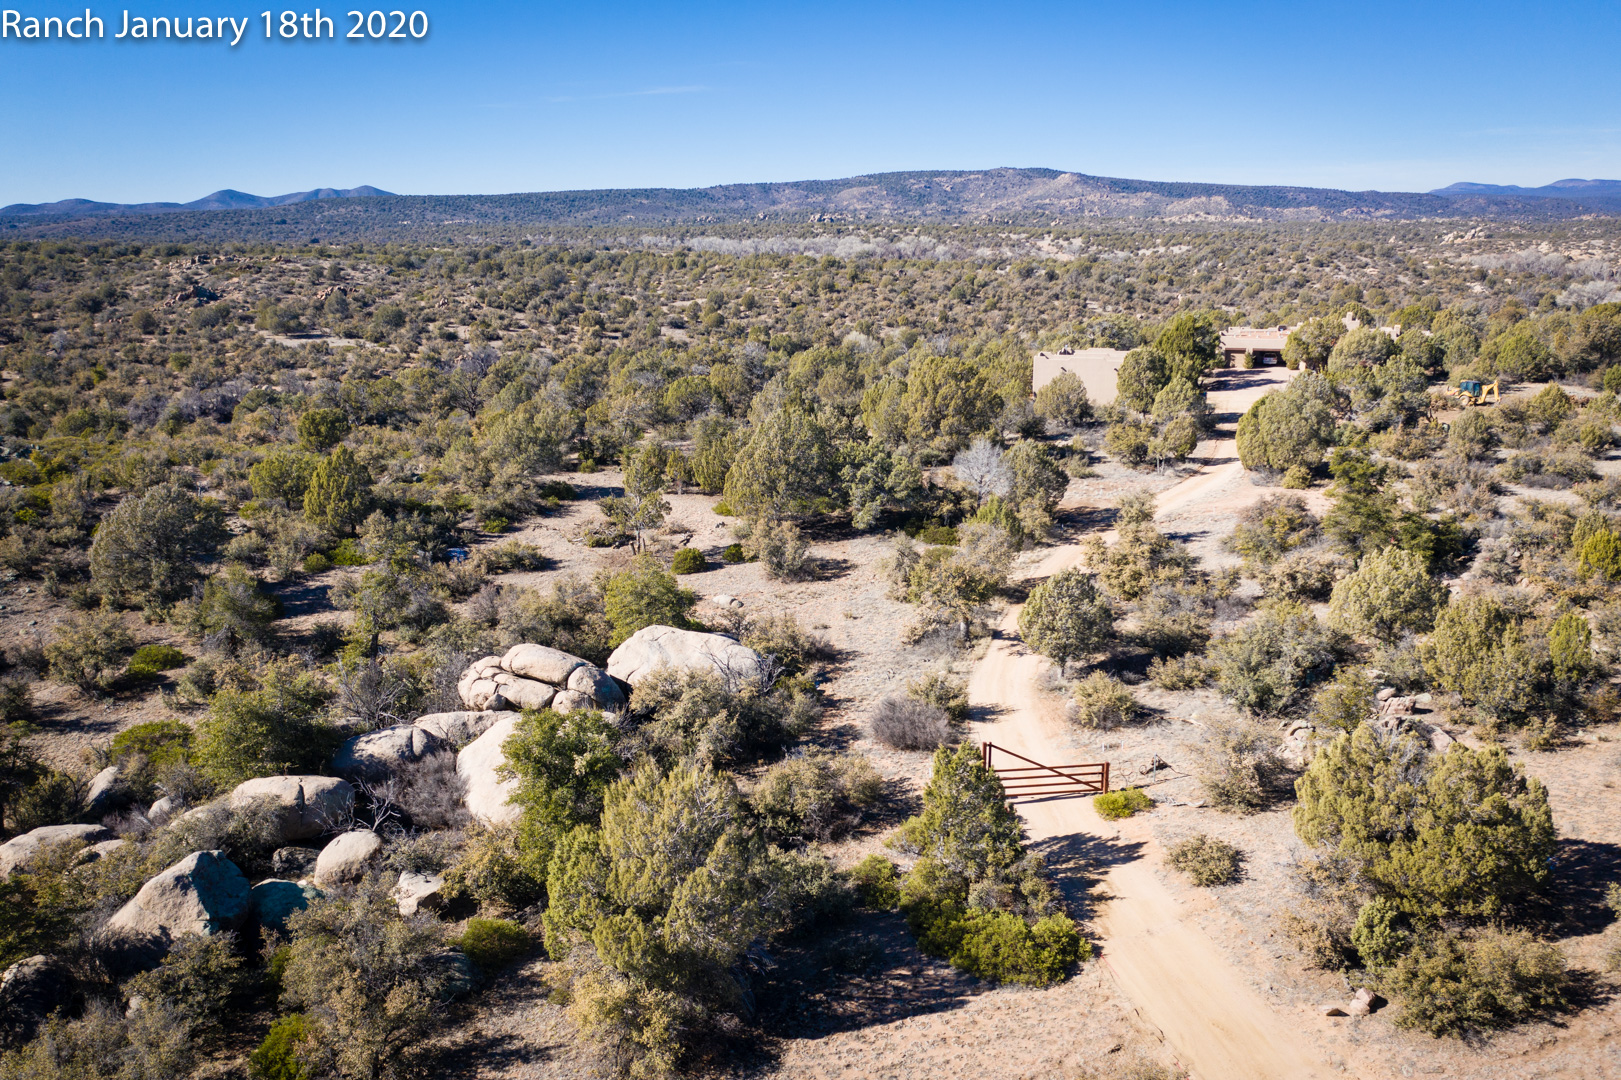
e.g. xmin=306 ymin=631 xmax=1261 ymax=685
xmin=457 ymin=644 xmax=626 ymax=713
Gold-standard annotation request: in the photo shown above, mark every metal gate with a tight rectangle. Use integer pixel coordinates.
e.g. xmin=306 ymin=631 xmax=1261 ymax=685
xmin=982 ymin=741 xmax=1110 ymax=801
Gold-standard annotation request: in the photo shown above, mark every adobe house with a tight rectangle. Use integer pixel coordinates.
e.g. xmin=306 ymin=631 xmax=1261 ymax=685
xmin=1218 ymin=325 xmax=1292 ymax=366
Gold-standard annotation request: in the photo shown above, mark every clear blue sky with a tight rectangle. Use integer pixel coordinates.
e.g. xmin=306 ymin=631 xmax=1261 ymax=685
xmin=1 ymin=0 xmax=1617 ymax=204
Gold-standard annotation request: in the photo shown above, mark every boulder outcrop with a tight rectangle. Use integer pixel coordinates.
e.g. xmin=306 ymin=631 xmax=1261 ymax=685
xmin=230 ymin=775 xmax=355 ymax=842
xmin=100 ymin=851 xmax=250 ymax=973
xmin=606 ymin=625 xmax=769 ymax=687
xmin=455 ymin=646 xmax=623 ymax=712
xmin=312 ymin=830 xmax=384 ymax=887
xmin=0 ymin=824 xmax=114 ymax=878
xmin=456 ymin=714 xmax=522 ymax=824
xmin=250 ymin=879 xmax=322 ymax=930
xmin=331 ymin=724 xmax=448 ymax=781
xmin=412 ymin=711 xmax=503 ymax=746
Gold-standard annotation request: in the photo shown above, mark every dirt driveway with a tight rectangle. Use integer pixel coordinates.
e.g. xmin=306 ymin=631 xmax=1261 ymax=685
xmin=964 ymin=363 xmax=1370 ymax=1080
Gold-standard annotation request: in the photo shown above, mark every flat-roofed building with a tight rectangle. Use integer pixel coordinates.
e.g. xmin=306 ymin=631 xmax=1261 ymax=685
xmin=1219 ymin=325 xmax=1293 ymax=366
xmin=1032 ymin=347 xmax=1129 ymax=405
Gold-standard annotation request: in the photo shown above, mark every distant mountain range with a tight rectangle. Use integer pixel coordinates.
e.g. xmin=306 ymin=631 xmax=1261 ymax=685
xmin=0 ymin=186 xmax=391 ymax=217
xmin=6 ymin=169 xmax=1621 ymax=243
xmin=1429 ymin=178 xmax=1621 ymax=199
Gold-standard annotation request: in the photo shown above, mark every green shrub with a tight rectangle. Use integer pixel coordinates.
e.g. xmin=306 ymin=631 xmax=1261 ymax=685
xmin=752 ymin=750 xmax=881 ymax=841
xmin=1382 ymin=927 xmax=1568 ymax=1036
xmin=1327 ymin=546 xmax=1448 ymax=642
xmin=193 ymin=659 xmax=337 ymax=787
xmin=110 ymin=719 xmax=194 ymax=772
xmin=632 ymin=666 xmax=810 ymax=765
xmin=45 ymin=609 xmax=134 ymax=692
xmin=1295 ymin=725 xmax=1554 ymax=918
xmin=328 ymin=538 xmax=367 ymax=566
xmin=602 ymin=555 xmax=697 ymax=646
xmin=442 ymin=810 xmax=545 ymax=906
xmin=1281 ymin=464 xmax=1314 ymax=488
xmin=756 ymin=520 xmax=811 ymax=580
xmin=501 ymin=707 xmax=623 ymax=883
xmin=905 ymin=670 xmax=970 ymax=724
xmin=1307 ymin=666 xmax=1380 ymax=732
xmin=1165 ymin=834 xmax=1242 ymax=886
xmin=740 ymin=612 xmax=828 ymax=677
xmin=849 ymin=854 xmax=903 ymax=910
xmin=1419 ymin=594 xmax=1555 ymax=723
xmin=1223 ymin=494 xmax=1319 ymax=565
xmin=1018 ymin=569 xmax=1114 ymax=669
xmin=9 ymin=771 xmax=87 ymax=832
xmin=300 ymin=552 xmax=333 ymax=574
xmin=250 ymin=1014 xmax=312 ymax=1080
xmin=670 ymin=547 xmax=706 ymax=575
xmin=1213 ymin=601 xmax=1343 ymax=715
xmin=916 ymin=525 xmax=959 ymax=545
xmin=934 ymin=908 xmax=1088 ymax=986
xmin=126 ymin=644 xmax=186 ymax=679
xmin=455 ymin=917 xmax=530 ymax=972
xmin=1093 ymin=787 xmax=1153 ymax=820
xmin=721 ymin=542 xmax=746 ymax=563
xmin=1070 ymin=672 xmax=1138 ymax=728
xmin=1147 ymin=654 xmax=1214 ymax=690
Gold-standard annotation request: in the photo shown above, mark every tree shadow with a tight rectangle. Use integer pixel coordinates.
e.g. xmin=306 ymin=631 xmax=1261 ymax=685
xmin=29 ymin=696 xmax=122 ymax=740
xmin=1027 ymin=831 xmax=1150 ymax=921
xmin=1525 ymin=837 xmax=1621 ymax=938
xmin=1055 ymin=502 xmax=1118 ymax=534
xmin=267 ymin=577 xmax=331 ymax=619
xmin=803 ymin=555 xmax=853 ymax=582
xmin=740 ymin=911 xmax=989 ymax=1065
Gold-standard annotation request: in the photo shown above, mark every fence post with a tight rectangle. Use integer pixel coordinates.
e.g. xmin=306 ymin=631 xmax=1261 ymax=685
xmin=983 ymin=742 xmax=992 ymax=771
xmin=1102 ymin=762 xmax=1110 ymax=793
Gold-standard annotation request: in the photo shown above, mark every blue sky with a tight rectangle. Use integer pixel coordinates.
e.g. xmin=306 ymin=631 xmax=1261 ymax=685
xmin=0 ymin=0 xmax=1617 ymax=204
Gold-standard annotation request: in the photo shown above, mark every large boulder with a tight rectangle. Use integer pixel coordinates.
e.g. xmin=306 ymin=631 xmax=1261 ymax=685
xmin=456 ymin=714 xmax=522 ymax=825
xmin=0 ymin=955 xmax=70 ymax=1042
xmin=250 ymin=879 xmax=322 ymax=930
xmin=550 ymin=689 xmax=592 ymax=714
xmin=0 ymin=824 xmax=113 ymax=878
xmin=312 ymin=830 xmax=383 ymax=888
xmin=393 ymin=871 xmax=445 ymax=916
xmin=331 ymin=725 xmax=448 ymax=781
xmin=502 ymin=643 xmax=588 ymax=685
xmin=84 ymin=765 xmax=126 ymax=818
xmin=148 ymin=796 xmax=179 ymax=825
xmin=606 ymin=625 xmax=769 ymax=688
xmin=100 ymin=851 xmax=250 ymax=974
xmin=413 ymin=711 xmax=503 ymax=746
xmin=229 ymin=776 xmax=355 ymax=843
xmin=567 ymin=664 xmax=627 ymax=709
xmin=78 ymin=838 xmax=130 ymax=866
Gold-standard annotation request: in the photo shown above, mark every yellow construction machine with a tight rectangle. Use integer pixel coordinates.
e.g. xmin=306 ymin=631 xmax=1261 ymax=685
xmin=1445 ymin=379 xmax=1500 ymax=407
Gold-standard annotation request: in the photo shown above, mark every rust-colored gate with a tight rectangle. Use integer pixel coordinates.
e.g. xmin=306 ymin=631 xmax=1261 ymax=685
xmin=982 ymin=741 xmax=1110 ymax=801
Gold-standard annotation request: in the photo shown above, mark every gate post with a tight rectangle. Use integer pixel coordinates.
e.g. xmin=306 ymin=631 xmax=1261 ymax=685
xmin=983 ymin=742 xmax=993 ymax=771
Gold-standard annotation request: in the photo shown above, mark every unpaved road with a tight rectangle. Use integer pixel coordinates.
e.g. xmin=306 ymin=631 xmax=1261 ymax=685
xmin=967 ymin=364 xmax=1370 ymax=1080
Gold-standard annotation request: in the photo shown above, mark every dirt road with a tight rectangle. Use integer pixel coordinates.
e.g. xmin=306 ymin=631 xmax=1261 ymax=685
xmin=967 ymin=364 xmax=1366 ymax=1080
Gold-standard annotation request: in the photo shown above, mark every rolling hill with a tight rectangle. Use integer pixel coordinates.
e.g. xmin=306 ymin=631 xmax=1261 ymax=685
xmin=5 ymin=168 xmax=1620 ymax=243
